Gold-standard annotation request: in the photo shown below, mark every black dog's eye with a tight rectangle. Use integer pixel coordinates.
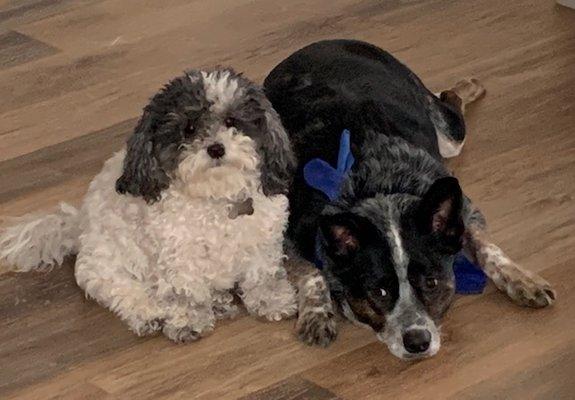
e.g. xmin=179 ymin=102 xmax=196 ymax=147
xmin=224 ymin=117 xmax=237 ymax=128
xmin=380 ymin=288 xmax=387 ymax=297
xmin=184 ymin=120 xmax=195 ymax=136
xmin=425 ymin=277 xmax=438 ymax=289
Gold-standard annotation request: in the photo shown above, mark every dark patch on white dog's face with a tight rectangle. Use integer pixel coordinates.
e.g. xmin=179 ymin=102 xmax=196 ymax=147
xmin=116 ymin=68 xmax=295 ymax=202
xmin=320 ymin=177 xmax=462 ymax=359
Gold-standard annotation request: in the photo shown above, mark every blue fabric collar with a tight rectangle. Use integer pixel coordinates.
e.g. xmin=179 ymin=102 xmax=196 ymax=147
xmin=303 ymin=129 xmax=354 ymax=201
xmin=303 ymin=130 xmax=354 ymax=270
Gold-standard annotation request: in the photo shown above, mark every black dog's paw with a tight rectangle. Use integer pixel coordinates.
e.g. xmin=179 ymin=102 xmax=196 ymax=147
xmin=296 ymin=309 xmax=338 ymax=347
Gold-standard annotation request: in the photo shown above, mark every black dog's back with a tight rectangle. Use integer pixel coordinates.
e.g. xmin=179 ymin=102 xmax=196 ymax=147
xmin=264 ymin=39 xmax=464 ymax=165
xmin=264 ymin=40 xmax=464 ymax=257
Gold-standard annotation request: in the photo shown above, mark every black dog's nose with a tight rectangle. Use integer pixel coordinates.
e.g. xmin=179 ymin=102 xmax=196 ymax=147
xmin=403 ymin=329 xmax=431 ymax=354
xmin=207 ymin=142 xmax=225 ymax=159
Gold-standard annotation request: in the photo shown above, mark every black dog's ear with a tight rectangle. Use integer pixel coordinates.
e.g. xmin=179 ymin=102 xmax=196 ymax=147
xmin=257 ymin=102 xmax=296 ymax=196
xmin=319 ymin=213 xmax=378 ymax=258
xmin=115 ymin=109 xmax=171 ymax=203
xmin=416 ymin=176 xmax=464 ymax=252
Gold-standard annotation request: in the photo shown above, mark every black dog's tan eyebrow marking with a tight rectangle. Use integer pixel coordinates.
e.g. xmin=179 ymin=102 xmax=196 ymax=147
xmin=346 ymin=296 xmax=386 ymax=331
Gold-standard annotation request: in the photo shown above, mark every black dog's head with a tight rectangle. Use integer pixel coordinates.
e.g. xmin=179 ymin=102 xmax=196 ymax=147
xmin=319 ymin=177 xmax=462 ymax=359
xmin=116 ymin=68 xmax=295 ymax=202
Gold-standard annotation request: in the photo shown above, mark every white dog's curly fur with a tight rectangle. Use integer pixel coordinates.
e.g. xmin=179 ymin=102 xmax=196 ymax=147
xmin=0 ymin=68 xmax=297 ymax=342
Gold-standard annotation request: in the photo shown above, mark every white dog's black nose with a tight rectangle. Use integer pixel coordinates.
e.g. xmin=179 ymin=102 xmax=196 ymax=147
xmin=403 ymin=329 xmax=431 ymax=354
xmin=207 ymin=143 xmax=225 ymax=159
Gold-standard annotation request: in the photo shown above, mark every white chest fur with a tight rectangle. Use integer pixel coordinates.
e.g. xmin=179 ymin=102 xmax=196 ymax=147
xmin=80 ymin=151 xmax=289 ymax=294
xmin=146 ymin=186 xmax=289 ymax=291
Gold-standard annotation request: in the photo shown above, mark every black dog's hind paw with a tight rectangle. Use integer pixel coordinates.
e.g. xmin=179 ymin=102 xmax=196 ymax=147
xmin=296 ymin=309 xmax=338 ymax=347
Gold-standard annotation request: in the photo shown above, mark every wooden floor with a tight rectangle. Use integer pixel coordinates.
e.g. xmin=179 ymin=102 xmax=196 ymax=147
xmin=1 ymin=0 xmax=574 ymax=399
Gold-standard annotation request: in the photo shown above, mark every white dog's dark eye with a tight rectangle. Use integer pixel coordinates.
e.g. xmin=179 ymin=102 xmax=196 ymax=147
xmin=426 ymin=278 xmax=438 ymax=289
xmin=380 ymin=288 xmax=387 ymax=297
xmin=184 ymin=121 xmax=195 ymax=136
xmin=224 ymin=117 xmax=237 ymax=128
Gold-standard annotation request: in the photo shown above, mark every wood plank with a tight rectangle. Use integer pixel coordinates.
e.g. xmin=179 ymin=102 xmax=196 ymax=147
xmin=0 ymin=0 xmax=99 ymax=28
xmin=0 ymin=30 xmax=58 ymax=70
xmin=0 ymin=0 xmax=474 ymax=160
xmin=0 ymin=117 xmax=135 ymax=205
xmin=0 ymin=262 xmax=142 ymax=396
xmin=239 ymin=377 xmax=341 ymax=400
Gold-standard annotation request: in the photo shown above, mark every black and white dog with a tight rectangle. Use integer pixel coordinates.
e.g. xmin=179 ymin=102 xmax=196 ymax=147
xmin=267 ymin=40 xmax=556 ymax=359
xmin=1 ymin=68 xmax=297 ymax=342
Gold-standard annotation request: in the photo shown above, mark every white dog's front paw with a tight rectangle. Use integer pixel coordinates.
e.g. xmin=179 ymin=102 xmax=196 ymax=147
xmin=161 ymin=308 xmax=215 ymax=343
xmin=163 ymin=324 xmax=202 ymax=343
xmin=261 ymin=298 xmax=298 ymax=322
xmin=126 ymin=317 xmax=165 ymax=337
xmin=250 ymin=286 xmax=297 ymax=321
xmin=240 ymin=271 xmax=297 ymax=321
xmin=140 ymin=318 xmax=165 ymax=335
xmin=162 ymin=319 xmax=215 ymax=343
xmin=212 ymin=290 xmax=240 ymax=320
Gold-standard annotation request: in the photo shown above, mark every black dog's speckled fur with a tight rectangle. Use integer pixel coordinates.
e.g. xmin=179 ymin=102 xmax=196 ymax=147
xmin=265 ymin=39 xmax=470 ymax=357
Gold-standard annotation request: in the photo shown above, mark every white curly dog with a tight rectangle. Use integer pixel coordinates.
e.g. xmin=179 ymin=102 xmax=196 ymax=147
xmin=0 ymin=68 xmax=298 ymax=342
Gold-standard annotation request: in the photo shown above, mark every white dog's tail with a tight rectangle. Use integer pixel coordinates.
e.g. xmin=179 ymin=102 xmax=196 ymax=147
xmin=0 ymin=203 xmax=81 ymax=272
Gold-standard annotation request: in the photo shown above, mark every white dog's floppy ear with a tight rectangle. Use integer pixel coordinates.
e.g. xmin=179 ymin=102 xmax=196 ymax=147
xmin=258 ymin=104 xmax=296 ymax=196
xmin=115 ymin=109 xmax=171 ymax=203
xmin=115 ymin=74 xmax=205 ymax=203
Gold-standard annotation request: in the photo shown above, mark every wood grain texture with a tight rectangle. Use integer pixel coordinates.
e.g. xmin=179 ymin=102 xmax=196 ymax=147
xmin=238 ymin=377 xmax=341 ymax=400
xmin=0 ymin=117 xmax=135 ymax=204
xmin=0 ymin=30 xmax=58 ymax=70
xmin=0 ymin=0 xmax=100 ymax=27
xmin=0 ymin=0 xmax=574 ymax=399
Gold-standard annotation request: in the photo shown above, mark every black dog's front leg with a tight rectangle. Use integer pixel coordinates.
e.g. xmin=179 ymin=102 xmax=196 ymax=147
xmin=284 ymin=241 xmax=338 ymax=347
xmin=463 ymin=205 xmax=556 ymax=308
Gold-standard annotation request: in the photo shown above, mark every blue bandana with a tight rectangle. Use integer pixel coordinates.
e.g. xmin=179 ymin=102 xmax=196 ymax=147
xmin=302 ymin=129 xmax=486 ymax=295
xmin=303 ymin=129 xmax=355 ymax=201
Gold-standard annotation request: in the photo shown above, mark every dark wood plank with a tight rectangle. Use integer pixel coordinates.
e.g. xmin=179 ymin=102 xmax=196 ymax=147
xmin=0 ymin=118 xmax=135 ymax=205
xmin=0 ymin=0 xmax=99 ymax=26
xmin=0 ymin=261 xmax=144 ymax=396
xmin=0 ymin=31 xmax=58 ymax=70
xmin=454 ymin=347 xmax=575 ymax=400
xmin=240 ymin=377 xmax=341 ymax=400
